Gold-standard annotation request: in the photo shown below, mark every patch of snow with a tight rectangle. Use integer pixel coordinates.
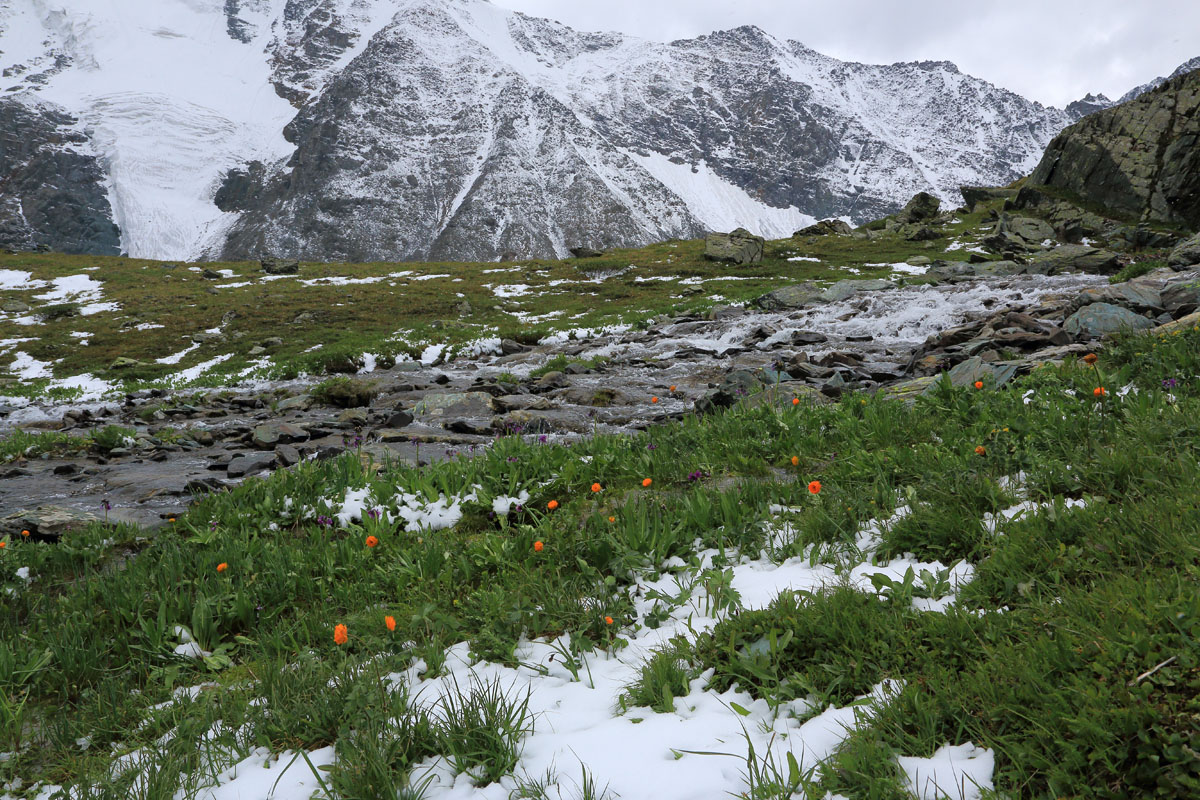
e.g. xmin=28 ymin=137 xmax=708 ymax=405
xmin=0 ymin=270 xmax=44 ymax=290
xmin=898 ymin=743 xmax=995 ymax=800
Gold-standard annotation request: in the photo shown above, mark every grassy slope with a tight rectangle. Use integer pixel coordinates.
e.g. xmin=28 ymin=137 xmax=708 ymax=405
xmin=0 ymin=217 xmax=977 ymax=395
xmin=2 ymin=319 xmax=1199 ymax=796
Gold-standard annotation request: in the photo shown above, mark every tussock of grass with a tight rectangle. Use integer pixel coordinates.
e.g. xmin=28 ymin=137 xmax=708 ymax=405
xmin=3 ymin=323 xmax=1200 ymax=795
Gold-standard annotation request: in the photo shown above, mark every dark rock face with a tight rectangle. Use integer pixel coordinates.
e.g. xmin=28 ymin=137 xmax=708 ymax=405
xmin=0 ymin=97 xmax=121 ymax=255
xmin=703 ymin=228 xmax=765 ymax=265
xmin=209 ymin=3 xmax=1076 ymax=262
xmin=1027 ymin=70 xmax=1200 ymax=230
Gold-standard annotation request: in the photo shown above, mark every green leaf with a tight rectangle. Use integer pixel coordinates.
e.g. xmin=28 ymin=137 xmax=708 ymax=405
xmin=730 ymin=702 xmax=751 ymax=717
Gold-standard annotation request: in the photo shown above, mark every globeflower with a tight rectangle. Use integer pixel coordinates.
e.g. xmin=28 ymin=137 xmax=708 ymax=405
xmin=790 ymin=456 xmax=799 ymax=466
xmin=385 ymin=615 xmax=396 ymax=632
xmin=1094 ymin=387 xmax=1107 ymax=397
xmin=974 ymin=381 xmax=983 ymax=390
xmin=365 ymin=535 xmax=378 ymax=548
xmin=591 ymin=483 xmax=602 ymax=493
xmin=216 ymin=562 xmax=228 ymax=573
xmin=547 ymin=500 xmax=559 ymax=510
xmin=334 ymin=624 xmax=348 ymax=646
xmin=642 ymin=478 xmax=652 ymax=488
xmin=1083 ymin=353 xmax=1098 ymax=365
xmin=534 ymin=541 xmax=544 ymax=552
xmin=808 ymin=480 xmax=822 ymax=495
xmin=604 ymin=616 xmax=613 ymax=626
xmin=975 ymin=446 xmax=986 ymax=455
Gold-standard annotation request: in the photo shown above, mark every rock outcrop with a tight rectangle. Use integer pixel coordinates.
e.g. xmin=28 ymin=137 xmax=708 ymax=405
xmin=1027 ymin=70 xmax=1200 ymax=229
xmin=703 ymin=228 xmax=765 ymax=265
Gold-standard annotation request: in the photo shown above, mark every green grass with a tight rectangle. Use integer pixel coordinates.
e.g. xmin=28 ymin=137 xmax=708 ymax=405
xmin=3 ymin=275 xmax=1200 ymax=795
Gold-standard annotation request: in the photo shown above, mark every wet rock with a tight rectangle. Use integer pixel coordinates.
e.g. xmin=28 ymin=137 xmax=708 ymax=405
xmin=185 ymin=477 xmax=227 ymax=495
xmin=703 ymin=228 xmax=764 ymax=265
xmin=251 ymin=422 xmax=309 ymax=449
xmin=695 ymin=370 xmax=759 ymax=413
xmin=960 ymin=186 xmax=1018 ymax=208
xmin=275 ymin=444 xmax=301 ymax=467
xmin=569 ymin=246 xmax=605 ymax=258
xmin=1 ymin=506 xmax=98 ymax=540
xmin=336 ymin=408 xmax=369 ymax=427
xmin=906 ymin=255 xmax=932 ymax=267
xmin=1067 ymin=284 xmax=1163 ymax=314
xmin=789 ymin=330 xmax=829 ymax=344
xmin=500 ymin=339 xmax=529 ymax=355
xmin=2 ymin=299 xmax=30 ymax=313
xmin=446 ymin=418 xmax=494 ymax=435
xmin=753 ymin=283 xmax=821 ymax=311
xmin=494 ymin=395 xmax=555 ymax=412
xmin=314 ymin=379 xmax=376 ymax=408
xmin=1027 ymin=245 xmax=1120 ymax=275
xmin=226 ymin=452 xmax=277 ymax=478
xmin=413 ymin=392 xmax=496 ymax=421
xmin=818 ymin=279 xmax=896 ymax=303
xmin=1161 ymin=273 xmax=1200 ymax=313
xmin=533 ymin=371 xmax=567 ymax=391
xmin=383 ymin=409 xmax=414 ymax=428
xmin=562 ymin=386 xmax=631 ymax=407
xmin=277 ymin=394 xmax=315 ymax=413
xmin=1169 ymin=232 xmax=1200 ymax=269
xmin=1063 ymin=302 xmax=1155 ymax=337
xmin=944 ymin=356 xmax=1020 ymax=389
xmin=1153 ymin=309 xmax=1200 ymax=335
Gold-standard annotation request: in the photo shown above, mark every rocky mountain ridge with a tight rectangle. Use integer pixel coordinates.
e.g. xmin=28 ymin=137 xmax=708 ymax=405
xmin=0 ymin=0 xmax=1131 ymax=262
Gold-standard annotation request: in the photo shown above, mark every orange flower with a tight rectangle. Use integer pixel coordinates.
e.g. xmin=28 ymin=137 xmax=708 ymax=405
xmin=975 ymin=445 xmax=986 ymax=455
xmin=669 ymin=385 xmax=677 ymax=392
xmin=974 ymin=381 xmax=983 ymax=390
xmin=168 ymin=517 xmax=176 ymax=523
xmin=216 ymin=562 xmax=227 ymax=573
xmin=651 ymin=396 xmax=659 ymax=404
xmin=608 ymin=516 xmax=616 ymax=523
xmin=385 ymin=615 xmax=396 ymax=632
xmin=534 ymin=540 xmax=544 ymax=552
xmin=1094 ymin=387 xmax=1106 ymax=397
xmin=1083 ymin=353 xmax=1098 ymax=365
xmin=547 ymin=500 xmax=559 ymax=510
xmin=20 ymin=529 xmax=29 ymax=537
xmin=365 ymin=535 xmax=379 ymax=548
xmin=792 ymin=397 xmax=800 ymax=406
xmin=591 ymin=483 xmax=602 ymax=493
xmin=790 ymin=456 xmax=799 ymax=466
xmin=808 ymin=480 xmax=822 ymax=495
xmin=604 ymin=616 xmax=613 ymax=625
xmin=334 ymin=624 xmax=348 ymax=646
xmin=0 ymin=542 xmax=6 ymax=549
xmin=642 ymin=478 xmax=652 ymax=488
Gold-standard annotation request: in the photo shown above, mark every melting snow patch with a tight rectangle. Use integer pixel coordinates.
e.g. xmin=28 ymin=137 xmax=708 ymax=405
xmin=898 ymin=743 xmax=995 ymax=800
xmin=788 ymin=256 xmax=821 ymax=262
xmin=0 ymin=269 xmax=45 ymax=290
xmin=34 ymin=275 xmax=106 ymax=304
xmin=8 ymin=352 xmax=53 ymax=380
xmin=173 ymin=354 xmax=233 ymax=384
xmin=421 ymin=343 xmax=446 ymax=366
xmin=156 ymin=342 xmax=200 ymax=365
xmin=490 ymin=283 xmax=533 ymax=298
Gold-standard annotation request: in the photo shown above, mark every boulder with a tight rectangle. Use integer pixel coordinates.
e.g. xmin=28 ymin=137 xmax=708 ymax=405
xmin=1161 ymin=272 xmax=1200 ymax=313
xmin=753 ymin=283 xmax=821 ymax=311
xmin=1063 ymin=302 xmax=1155 ymax=337
xmin=896 ymin=192 xmax=941 ymax=223
xmin=1169 ymin=232 xmax=1200 ymax=269
xmin=413 ymin=392 xmax=496 ymax=420
xmin=703 ymin=228 xmax=765 ymax=265
xmin=314 ymin=379 xmax=376 ymax=408
xmin=252 ymin=422 xmax=309 ymax=449
xmin=817 ymin=279 xmax=897 ymax=304
xmin=793 ymin=219 xmax=852 ymax=237
xmin=1 ymin=505 xmax=98 ymax=540
xmin=1008 ymin=216 xmax=1056 ymax=244
xmin=1 ymin=299 xmax=30 ymax=313
xmin=1027 ymin=70 xmax=1200 ymax=229
xmin=1026 ymin=245 xmax=1120 ymax=275
xmin=226 ymin=452 xmax=277 ymax=478
xmin=568 ymin=246 xmax=605 ymax=258
xmin=1067 ymin=284 xmax=1163 ymax=315
xmin=695 ymin=370 xmax=759 ymax=413
xmin=261 ymin=258 xmax=299 ymax=275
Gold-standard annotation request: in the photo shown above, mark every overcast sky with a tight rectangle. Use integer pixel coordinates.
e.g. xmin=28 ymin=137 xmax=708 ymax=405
xmin=500 ymin=0 xmax=1198 ymax=107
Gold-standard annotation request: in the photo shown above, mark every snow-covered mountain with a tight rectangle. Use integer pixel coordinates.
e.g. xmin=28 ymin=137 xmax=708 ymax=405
xmin=0 ymin=0 xmax=1091 ymax=261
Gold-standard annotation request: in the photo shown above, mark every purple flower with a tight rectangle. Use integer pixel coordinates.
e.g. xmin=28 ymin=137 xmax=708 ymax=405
xmin=101 ymin=499 xmax=111 ymax=511
xmin=515 ymin=504 xmax=524 ymax=513
xmin=538 ymin=434 xmax=548 ymax=444
xmin=1163 ymin=377 xmax=1179 ymax=389
xmin=507 ymin=456 xmax=519 ymax=463
xmin=316 ymin=515 xmax=335 ymax=527
xmin=367 ymin=508 xmax=381 ymax=521
xmin=487 ymin=511 xmax=496 ymax=520
xmin=647 ymin=444 xmax=657 ymax=451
